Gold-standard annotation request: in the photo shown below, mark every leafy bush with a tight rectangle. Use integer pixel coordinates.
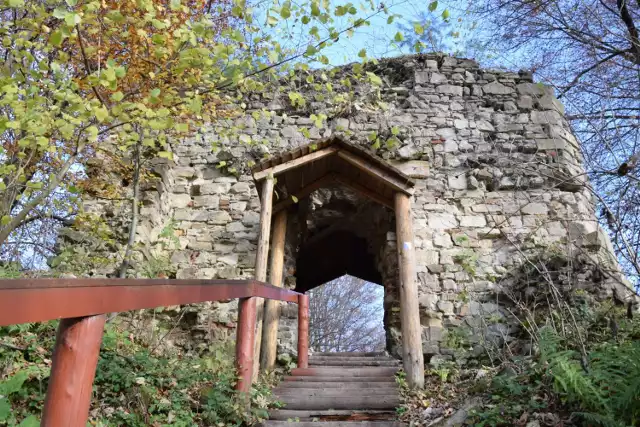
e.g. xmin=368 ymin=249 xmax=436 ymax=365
xmin=0 ymin=319 xmax=276 ymax=426
xmin=540 ymin=328 xmax=640 ymax=426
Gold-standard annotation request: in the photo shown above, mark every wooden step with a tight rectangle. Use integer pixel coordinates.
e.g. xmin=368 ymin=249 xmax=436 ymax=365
xmin=277 ymin=381 xmax=397 ymax=389
xmin=268 ymin=409 xmax=396 ymax=421
xmin=291 ymin=367 xmax=399 ymax=377
xmin=309 ymin=360 xmax=399 ymax=367
xmin=311 ymin=352 xmax=387 ymax=357
xmin=275 ymin=388 xmax=399 ymax=397
xmin=309 ymin=356 xmax=397 ymax=363
xmin=262 ymin=421 xmax=405 ymax=427
xmin=284 ymin=376 xmax=396 ymax=383
xmin=277 ymin=395 xmax=401 ymax=411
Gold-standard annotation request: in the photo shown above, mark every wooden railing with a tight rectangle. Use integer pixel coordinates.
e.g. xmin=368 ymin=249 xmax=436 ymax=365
xmin=0 ymin=278 xmax=309 ymax=427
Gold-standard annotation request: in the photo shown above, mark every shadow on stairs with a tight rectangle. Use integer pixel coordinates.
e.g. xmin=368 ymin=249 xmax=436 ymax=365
xmin=264 ymin=352 xmax=405 ymax=427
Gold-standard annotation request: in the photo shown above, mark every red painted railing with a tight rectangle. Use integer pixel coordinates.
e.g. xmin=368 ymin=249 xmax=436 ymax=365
xmin=0 ymin=278 xmax=309 ymax=427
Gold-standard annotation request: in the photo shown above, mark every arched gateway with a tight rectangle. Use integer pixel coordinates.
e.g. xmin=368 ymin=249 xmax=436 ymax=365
xmin=250 ymin=137 xmax=424 ymax=388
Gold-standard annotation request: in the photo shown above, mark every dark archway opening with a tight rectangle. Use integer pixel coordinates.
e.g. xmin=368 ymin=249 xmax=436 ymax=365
xmin=295 ymin=230 xmax=382 ymax=293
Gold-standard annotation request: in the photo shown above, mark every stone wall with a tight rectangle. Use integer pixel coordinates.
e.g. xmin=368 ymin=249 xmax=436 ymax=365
xmin=68 ymin=54 xmax=633 ymax=363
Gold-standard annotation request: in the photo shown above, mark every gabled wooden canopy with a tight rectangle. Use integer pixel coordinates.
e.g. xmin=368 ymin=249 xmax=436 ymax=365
xmin=251 ymin=137 xmax=415 ymax=211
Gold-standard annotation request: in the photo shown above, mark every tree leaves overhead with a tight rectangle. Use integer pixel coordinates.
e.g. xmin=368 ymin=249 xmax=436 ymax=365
xmin=0 ymin=0 xmax=419 ymax=265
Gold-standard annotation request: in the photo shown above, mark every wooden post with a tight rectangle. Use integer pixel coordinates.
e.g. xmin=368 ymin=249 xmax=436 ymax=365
xmin=260 ymin=209 xmax=288 ymax=370
xmin=235 ymin=297 xmax=257 ymax=393
xmin=297 ymin=294 xmax=309 ymax=369
xmin=394 ymin=192 xmax=425 ymax=389
xmin=252 ymin=176 xmax=274 ymax=382
xmin=42 ymin=315 xmax=106 ymax=427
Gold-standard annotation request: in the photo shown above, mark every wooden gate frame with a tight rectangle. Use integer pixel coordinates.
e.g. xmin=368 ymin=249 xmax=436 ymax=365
xmin=251 ymin=137 xmax=425 ymax=389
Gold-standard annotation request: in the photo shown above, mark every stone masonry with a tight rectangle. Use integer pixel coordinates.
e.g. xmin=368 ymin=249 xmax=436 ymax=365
xmin=71 ymin=54 xmax=633 ymax=363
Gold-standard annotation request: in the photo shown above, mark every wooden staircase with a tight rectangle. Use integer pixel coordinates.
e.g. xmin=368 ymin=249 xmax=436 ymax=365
xmin=265 ymin=352 xmax=404 ymax=427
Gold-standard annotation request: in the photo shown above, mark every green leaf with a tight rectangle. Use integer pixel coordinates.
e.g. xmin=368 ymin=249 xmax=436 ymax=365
xmin=387 ymin=15 xmax=394 ymax=24
xmin=8 ymin=0 xmax=24 ymax=7
xmin=0 ymin=398 xmax=10 ymax=422
xmin=64 ymin=12 xmax=81 ymax=26
xmin=428 ymin=1 xmax=438 ymax=12
xmin=366 ymin=71 xmax=382 ymax=86
xmin=65 ymin=0 xmax=77 ymax=6
xmin=18 ymin=416 xmax=39 ymax=427
xmin=442 ymin=9 xmax=450 ymax=20
xmin=0 ymin=370 xmax=28 ymax=395
xmin=413 ymin=23 xmax=424 ymax=35
xmin=111 ymin=91 xmax=124 ymax=102
xmin=158 ymin=151 xmax=174 ymax=160
xmin=358 ymin=49 xmax=366 ymax=58
xmin=50 ymin=30 xmax=64 ymax=47
xmin=94 ymin=107 xmax=109 ymax=123
xmin=0 ymin=182 xmax=5 ymax=191
xmin=26 ymin=181 xmax=43 ymax=190
xmin=175 ymin=123 xmax=189 ymax=133
xmin=280 ymin=2 xmax=291 ymax=19
xmin=267 ymin=15 xmax=278 ymax=26
xmin=394 ymin=32 xmax=404 ymax=42
xmin=0 ymin=216 xmax=10 ymax=226
xmin=291 ymin=195 xmax=299 ymax=203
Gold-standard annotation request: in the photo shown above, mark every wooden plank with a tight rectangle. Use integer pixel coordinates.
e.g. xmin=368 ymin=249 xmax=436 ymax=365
xmin=394 ymin=192 xmax=425 ymax=389
xmin=0 ymin=280 xmax=300 ymax=326
xmin=259 ymin=210 xmax=288 ymax=371
xmin=336 ymin=150 xmax=413 ymax=194
xmin=253 ymin=177 xmax=275 ymax=382
xmin=276 ymin=395 xmax=401 ymax=411
xmin=275 ymin=381 xmax=397 ymax=389
xmin=283 ymin=376 xmax=395 ymax=383
xmin=262 ymin=421 xmax=405 ymax=427
xmin=273 ymin=173 xmax=335 ymax=213
xmin=297 ymin=294 xmax=310 ymax=368
xmin=253 ymin=146 xmax=339 ymax=181
xmin=268 ymin=409 xmax=396 ymax=421
xmin=291 ymin=367 xmax=399 ymax=377
xmin=275 ymin=388 xmax=399 ymax=396
xmin=334 ymin=175 xmax=394 ymax=208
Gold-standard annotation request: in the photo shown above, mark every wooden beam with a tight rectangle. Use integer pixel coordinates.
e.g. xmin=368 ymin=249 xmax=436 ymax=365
xmin=260 ymin=210 xmax=288 ymax=371
xmin=333 ymin=174 xmax=394 ymax=208
xmin=0 ymin=279 xmax=301 ymax=327
xmin=42 ymin=315 xmax=106 ymax=427
xmin=252 ymin=176 xmax=274 ymax=383
xmin=273 ymin=173 xmax=336 ymax=213
xmin=336 ymin=150 xmax=413 ymax=195
xmin=235 ymin=297 xmax=256 ymax=394
xmin=394 ymin=192 xmax=424 ymax=389
xmin=253 ymin=147 xmax=338 ymax=181
xmin=297 ymin=294 xmax=310 ymax=369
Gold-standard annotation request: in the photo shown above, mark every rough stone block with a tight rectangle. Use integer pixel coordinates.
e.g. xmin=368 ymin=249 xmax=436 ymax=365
xmin=193 ymin=195 xmax=219 ymax=209
xmin=460 ymin=215 xmax=487 ymax=227
xmin=170 ymin=194 xmax=192 ymax=208
xmin=428 ymin=213 xmax=458 ymax=229
xmin=209 ymin=211 xmax=232 ymax=225
xmin=521 ymin=203 xmax=548 ymax=215
xmin=201 ymin=183 xmax=230 ymax=195
xmin=483 ymin=81 xmax=513 ymax=95
xmin=437 ymin=85 xmax=463 ymax=96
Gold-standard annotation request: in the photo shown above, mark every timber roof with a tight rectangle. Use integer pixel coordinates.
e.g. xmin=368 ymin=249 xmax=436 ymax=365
xmin=251 ymin=137 xmax=415 ymax=211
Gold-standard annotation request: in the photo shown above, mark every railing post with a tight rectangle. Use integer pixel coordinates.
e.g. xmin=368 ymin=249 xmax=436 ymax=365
xmin=297 ymin=294 xmax=309 ymax=369
xmin=42 ymin=314 xmax=106 ymax=427
xmin=235 ymin=297 xmax=256 ymax=393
